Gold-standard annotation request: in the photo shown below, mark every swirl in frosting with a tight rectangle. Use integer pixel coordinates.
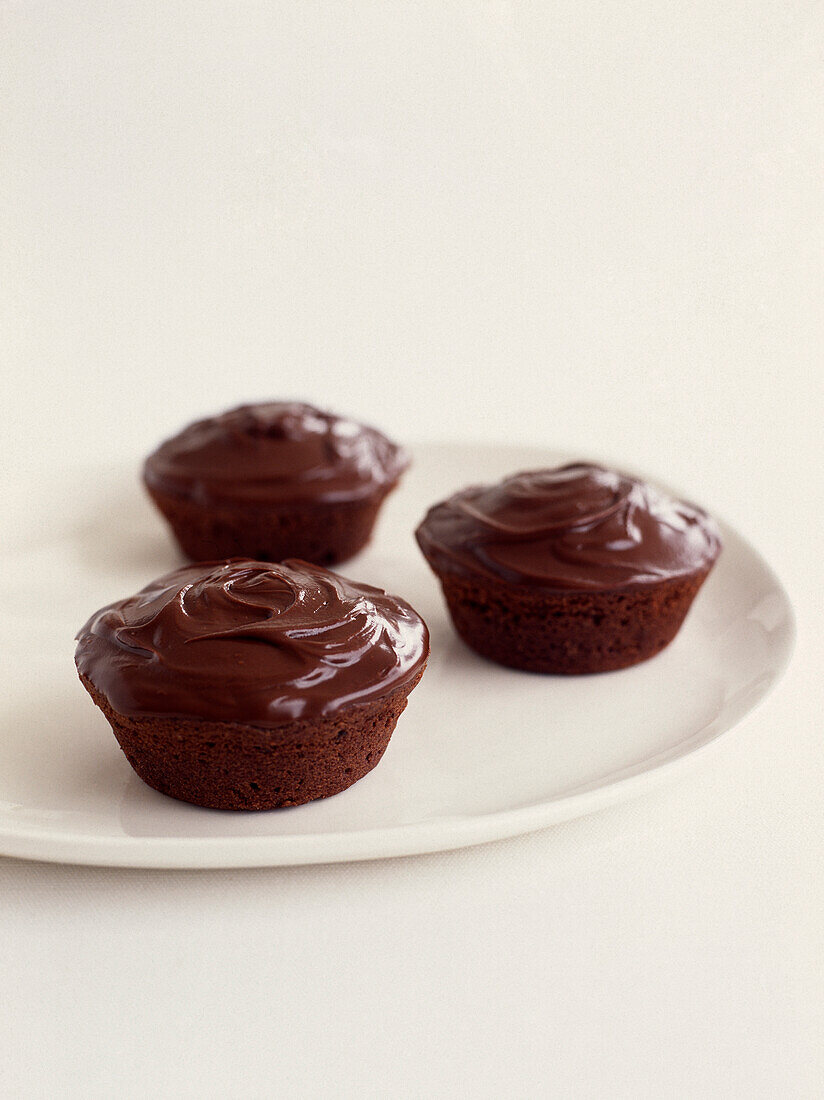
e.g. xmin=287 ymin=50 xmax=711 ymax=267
xmin=143 ymin=402 xmax=409 ymax=506
xmin=75 ymin=560 xmax=429 ymax=726
xmin=415 ymin=464 xmax=722 ymax=590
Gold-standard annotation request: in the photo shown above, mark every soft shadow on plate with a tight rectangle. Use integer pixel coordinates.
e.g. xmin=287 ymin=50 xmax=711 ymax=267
xmin=0 ymin=689 xmax=131 ymax=820
xmin=71 ymin=474 xmax=182 ymax=579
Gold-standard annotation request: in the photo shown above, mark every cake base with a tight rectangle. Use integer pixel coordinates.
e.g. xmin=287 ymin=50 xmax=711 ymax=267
xmin=79 ymin=673 xmax=421 ymax=810
xmin=437 ymin=571 xmax=710 ymax=674
xmin=146 ymin=487 xmax=387 ymax=566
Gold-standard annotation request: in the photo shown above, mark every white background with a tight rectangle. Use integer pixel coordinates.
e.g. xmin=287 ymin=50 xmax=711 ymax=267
xmin=2 ymin=2 xmax=822 ymax=1097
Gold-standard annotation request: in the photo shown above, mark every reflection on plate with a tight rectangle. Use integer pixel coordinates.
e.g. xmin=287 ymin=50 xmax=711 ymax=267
xmin=0 ymin=445 xmax=794 ymax=867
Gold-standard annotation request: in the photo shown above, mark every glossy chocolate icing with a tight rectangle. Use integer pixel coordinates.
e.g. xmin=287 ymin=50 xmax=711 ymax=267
xmin=416 ymin=464 xmax=722 ymax=591
xmin=143 ymin=402 xmax=409 ymax=506
xmin=76 ymin=560 xmax=429 ymax=726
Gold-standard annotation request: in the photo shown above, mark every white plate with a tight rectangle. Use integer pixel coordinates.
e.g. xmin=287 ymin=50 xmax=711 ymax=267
xmin=0 ymin=444 xmax=794 ymax=868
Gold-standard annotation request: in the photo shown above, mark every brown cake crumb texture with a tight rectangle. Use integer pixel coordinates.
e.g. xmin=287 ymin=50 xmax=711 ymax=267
xmin=147 ymin=488 xmax=386 ymax=566
xmin=80 ymin=672 xmax=421 ymax=810
xmin=439 ymin=571 xmax=710 ymax=674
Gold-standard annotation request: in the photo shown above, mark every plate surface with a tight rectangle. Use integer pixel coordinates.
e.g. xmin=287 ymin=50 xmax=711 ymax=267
xmin=0 ymin=445 xmax=794 ymax=867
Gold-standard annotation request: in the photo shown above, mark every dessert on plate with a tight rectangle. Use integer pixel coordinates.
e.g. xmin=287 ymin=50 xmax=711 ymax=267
xmin=75 ymin=558 xmax=429 ymax=809
xmin=415 ymin=462 xmax=722 ymax=674
xmin=143 ymin=402 xmax=409 ymax=565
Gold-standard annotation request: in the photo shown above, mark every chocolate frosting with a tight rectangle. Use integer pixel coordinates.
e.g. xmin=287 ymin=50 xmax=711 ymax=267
xmin=143 ymin=402 xmax=409 ymax=506
xmin=75 ymin=560 xmax=429 ymax=727
xmin=416 ymin=463 xmax=722 ymax=591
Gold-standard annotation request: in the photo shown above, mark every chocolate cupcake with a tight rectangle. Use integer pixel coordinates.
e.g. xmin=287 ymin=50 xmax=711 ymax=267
xmin=75 ymin=559 xmax=429 ymax=809
xmin=143 ymin=402 xmax=409 ymax=565
xmin=415 ymin=463 xmax=721 ymax=674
